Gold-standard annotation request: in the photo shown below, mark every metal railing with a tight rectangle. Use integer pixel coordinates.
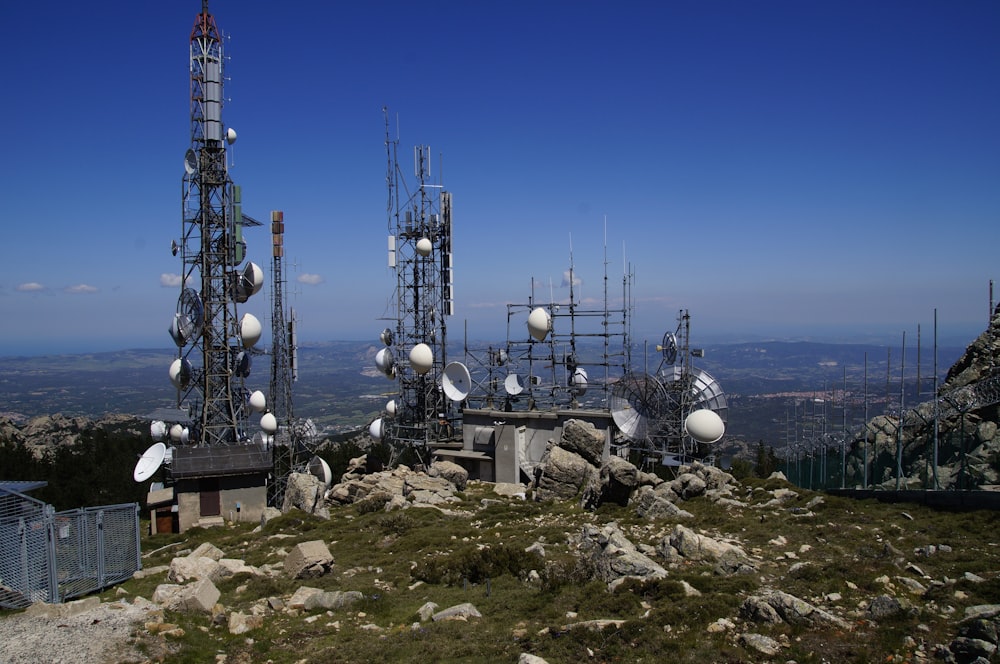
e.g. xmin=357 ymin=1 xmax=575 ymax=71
xmin=0 ymin=488 xmax=141 ymax=609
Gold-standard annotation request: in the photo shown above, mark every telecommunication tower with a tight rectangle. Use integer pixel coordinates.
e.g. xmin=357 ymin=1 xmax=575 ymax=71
xmin=168 ymin=0 xmax=267 ymax=447
xmin=371 ymin=109 xmax=456 ymax=453
xmin=267 ymin=211 xmax=321 ymax=506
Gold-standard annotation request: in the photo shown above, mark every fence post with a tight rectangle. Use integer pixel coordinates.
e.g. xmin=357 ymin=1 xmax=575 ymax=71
xmin=44 ymin=504 xmax=58 ymax=603
xmin=96 ymin=510 xmax=106 ymax=591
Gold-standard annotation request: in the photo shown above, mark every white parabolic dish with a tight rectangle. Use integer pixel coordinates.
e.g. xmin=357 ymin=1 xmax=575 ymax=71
xmin=261 ymin=412 xmax=278 ymax=435
xmin=133 ymin=442 xmax=167 ymax=482
xmin=248 ymin=390 xmax=267 ymax=413
xmin=684 ymin=409 xmax=725 ymax=444
xmin=504 ymin=373 xmax=525 ymax=396
xmin=308 ymin=455 xmax=333 ymax=487
xmin=442 ymin=361 xmax=471 ymax=401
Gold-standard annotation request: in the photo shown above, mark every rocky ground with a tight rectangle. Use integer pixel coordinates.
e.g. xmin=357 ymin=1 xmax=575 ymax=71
xmin=4 ymin=419 xmax=1000 ymax=662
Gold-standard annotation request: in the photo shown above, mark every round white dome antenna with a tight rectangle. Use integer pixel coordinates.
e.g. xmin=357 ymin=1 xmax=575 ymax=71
xmin=569 ymin=367 xmax=589 ymax=396
xmin=168 ymin=358 xmax=193 ymax=389
xmin=248 ymin=390 xmax=267 ymax=413
xmin=442 ymin=362 xmax=472 ymax=402
xmin=150 ymin=420 xmax=168 ymax=441
xmin=527 ymin=307 xmax=551 ymax=341
xmin=226 ymin=127 xmax=237 ymax=144
xmin=308 ymin=455 xmax=333 ymax=487
xmin=409 ymin=343 xmax=434 ymax=375
xmin=416 ymin=237 xmax=433 ymax=256
xmin=369 ymin=417 xmax=385 ymax=441
xmin=375 ymin=347 xmax=395 ymax=377
xmin=133 ymin=442 xmax=167 ymax=482
xmin=684 ymin=408 xmax=725 ymax=444
xmin=240 ymin=313 xmax=262 ymax=348
xmin=260 ymin=412 xmax=278 ymax=435
xmin=379 ymin=327 xmax=394 ymax=346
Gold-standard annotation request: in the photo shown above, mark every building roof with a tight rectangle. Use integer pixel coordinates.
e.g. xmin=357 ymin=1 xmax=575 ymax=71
xmin=170 ymin=443 xmax=272 ymax=479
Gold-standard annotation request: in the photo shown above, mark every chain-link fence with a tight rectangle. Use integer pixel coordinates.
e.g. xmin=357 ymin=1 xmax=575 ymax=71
xmin=0 ymin=486 xmax=141 ymax=609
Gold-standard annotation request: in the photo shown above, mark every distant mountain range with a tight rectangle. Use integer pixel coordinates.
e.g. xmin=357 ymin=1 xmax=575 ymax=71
xmin=0 ymin=340 xmax=968 ymax=446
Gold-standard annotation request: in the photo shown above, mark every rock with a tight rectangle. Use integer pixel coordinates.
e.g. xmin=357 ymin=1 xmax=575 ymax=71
xmin=432 ymin=603 xmax=482 ymax=622
xmin=597 ymin=456 xmax=641 ymax=506
xmin=669 ymin=473 xmax=707 ymax=500
xmin=633 ymin=486 xmax=693 ymax=520
xmin=493 ymin=482 xmax=527 ymax=499
xmin=657 ymin=524 xmax=754 ymax=574
xmin=963 ymin=605 xmax=1000 ymax=621
xmin=169 ymin=555 xmax=228 ymax=584
xmin=417 ymin=601 xmax=439 ymax=622
xmin=428 ymin=460 xmax=469 ymax=491
xmin=282 ymin=472 xmax=327 ymax=516
xmin=518 ymin=654 xmax=550 ymax=664
xmin=743 ymin=591 xmax=849 ymax=630
xmin=24 ymin=596 xmax=101 ymax=619
xmin=577 ymin=522 xmax=668 ymax=586
xmin=287 ymin=586 xmax=324 ymax=610
xmin=739 ymin=632 xmax=782 ymax=656
xmin=152 ymin=578 xmax=220 ymax=613
xmin=558 ymin=419 xmax=605 ymax=466
xmin=950 ymin=636 xmax=997 ymax=661
xmin=533 ymin=445 xmax=598 ymax=501
xmin=228 ymin=611 xmax=264 ymax=634
xmin=284 ymin=540 xmax=334 ymax=579
xmin=303 ymin=590 xmax=363 ymax=611
xmin=404 ymin=474 xmax=459 ymax=505
xmin=867 ymin=594 xmax=904 ymax=620
xmin=188 ymin=542 xmax=225 ymax=561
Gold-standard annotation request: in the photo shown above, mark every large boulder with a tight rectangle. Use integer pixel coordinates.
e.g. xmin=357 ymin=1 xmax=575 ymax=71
xmin=282 ymin=472 xmax=328 ymax=517
xmin=577 ymin=522 xmax=668 ymax=587
xmin=597 ymin=456 xmax=641 ymax=506
xmin=533 ymin=445 xmax=598 ymax=501
xmin=558 ymin=419 xmax=605 ymax=466
xmin=741 ymin=591 xmax=850 ymax=630
xmin=633 ymin=485 xmax=693 ymax=520
xmin=404 ymin=474 xmax=460 ymax=505
xmin=284 ymin=540 xmax=334 ymax=579
xmin=428 ymin=460 xmax=469 ymax=491
xmin=658 ymin=524 xmax=754 ymax=574
xmin=151 ymin=577 xmax=220 ymax=614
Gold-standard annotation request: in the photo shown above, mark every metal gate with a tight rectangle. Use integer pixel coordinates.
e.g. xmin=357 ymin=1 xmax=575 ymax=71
xmin=0 ymin=485 xmax=141 ymax=609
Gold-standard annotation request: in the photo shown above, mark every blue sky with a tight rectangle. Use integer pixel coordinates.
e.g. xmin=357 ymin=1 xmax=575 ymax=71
xmin=1 ymin=1 xmax=997 ymax=355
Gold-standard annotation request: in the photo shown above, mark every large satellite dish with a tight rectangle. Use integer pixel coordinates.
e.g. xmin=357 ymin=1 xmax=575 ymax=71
xmin=183 ymin=148 xmax=198 ymax=175
xmin=504 ymin=373 xmax=525 ymax=396
xmin=168 ymin=288 xmax=204 ymax=347
xmin=660 ymin=332 xmax=678 ymax=364
xmin=133 ymin=442 xmax=167 ymax=482
xmin=442 ymin=362 xmax=472 ymax=402
xmin=610 ymin=373 xmax=670 ymax=440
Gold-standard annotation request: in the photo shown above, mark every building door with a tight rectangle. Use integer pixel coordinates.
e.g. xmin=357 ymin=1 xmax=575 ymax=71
xmin=199 ymin=478 xmax=221 ymax=516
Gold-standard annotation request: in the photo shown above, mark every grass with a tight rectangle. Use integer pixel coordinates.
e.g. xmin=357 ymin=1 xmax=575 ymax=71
xmin=88 ymin=478 xmax=1000 ymax=663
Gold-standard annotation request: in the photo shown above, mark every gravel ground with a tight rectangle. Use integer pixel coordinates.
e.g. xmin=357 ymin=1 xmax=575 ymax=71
xmin=0 ymin=599 xmax=157 ymax=664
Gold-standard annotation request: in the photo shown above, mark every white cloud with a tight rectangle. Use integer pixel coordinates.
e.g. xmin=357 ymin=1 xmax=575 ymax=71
xmin=16 ymin=282 xmax=45 ymax=292
xmin=297 ymin=273 xmax=324 ymax=286
xmin=64 ymin=284 xmax=98 ymax=294
xmin=160 ymin=273 xmax=182 ymax=288
xmin=560 ymin=270 xmax=583 ymax=288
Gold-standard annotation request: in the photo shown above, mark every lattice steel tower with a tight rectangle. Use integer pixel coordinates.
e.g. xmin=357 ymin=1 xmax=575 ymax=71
xmin=171 ymin=0 xmax=264 ymax=446
xmin=374 ymin=109 xmax=455 ymax=449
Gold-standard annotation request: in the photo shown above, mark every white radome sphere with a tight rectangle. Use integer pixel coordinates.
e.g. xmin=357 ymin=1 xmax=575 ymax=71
xmin=385 ymin=399 xmax=398 ymax=416
xmin=260 ymin=412 xmax=278 ymax=435
xmin=168 ymin=358 xmax=192 ymax=389
xmin=375 ymin=347 xmax=394 ymax=376
xmin=570 ymin=367 xmax=589 ymax=395
xmin=240 ymin=313 xmax=262 ymax=348
xmin=248 ymin=390 xmax=267 ymax=413
xmin=246 ymin=262 xmax=264 ymax=295
xmin=369 ymin=417 xmax=384 ymax=441
xmin=527 ymin=307 xmax=551 ymax=341
xmin=684 ymin=409 xmax=725 ymax=444
xmin=179 ymin=427 xmax=190 ymax=444
xmin=169 ymin=423 xmax=184 ymax=442
xmin=409 ymin=343 xmax=434 ymax=375
xmin=150 ymin=420 xmax=167 ymax=441
xmin=416 ymin=237 xmax=433 ymax=256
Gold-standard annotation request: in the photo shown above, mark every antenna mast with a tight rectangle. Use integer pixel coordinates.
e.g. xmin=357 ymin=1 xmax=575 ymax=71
xmin=173 ymin=0 xmax=265 ymax=446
